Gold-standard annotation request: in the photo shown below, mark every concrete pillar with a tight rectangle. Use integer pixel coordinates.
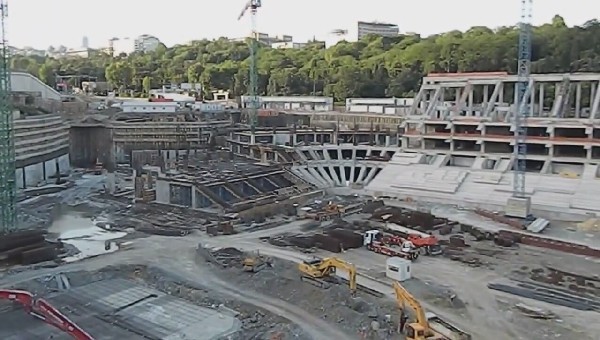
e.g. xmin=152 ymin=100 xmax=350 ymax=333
xmin=468 ymin=90 xmax=474 ymax=116
xmin=539 ymin=84 xmax=545 ymax=116
xmin=385 ymin=136 xmax=390 ymax=147
xmin=529 ymin=82 xmax=535 ymax=117
xmin=575 ymin=83 xmax=582 ymax=118
xmin=483 ymin=85 xmax=489 ymax=105
xmin=591 ymin=82 xmax=598 ymax=120
xmin=106 ymin=172 xmax=116 ymax=195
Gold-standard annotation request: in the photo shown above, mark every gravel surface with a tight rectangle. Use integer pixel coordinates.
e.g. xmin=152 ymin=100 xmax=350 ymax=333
xmin=212 ymin=258 xmax=402 ymax=340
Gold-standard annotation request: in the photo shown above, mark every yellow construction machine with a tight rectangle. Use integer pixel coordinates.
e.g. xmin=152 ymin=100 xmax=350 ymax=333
xmin=393 ymin=282 xmax=471 ymax=340
xmin=298 ymin=257 xmax=357 ymax=294
xmin=242 ymin=251 xmax=272 ymax=273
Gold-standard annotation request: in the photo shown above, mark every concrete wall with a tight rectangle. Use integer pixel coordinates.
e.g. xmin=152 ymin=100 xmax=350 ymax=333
xmin=70 ymin=126 xmax=112 ymax=168
xmin=11 ymin=72 xmax=61 ymax=101
xmin=15 ymin=154 xmax=70 ymax=189
xmin=155 ymin=179 xmax=170 ymax=204
xmin=14 ymin=114 xmax=71 ymax=189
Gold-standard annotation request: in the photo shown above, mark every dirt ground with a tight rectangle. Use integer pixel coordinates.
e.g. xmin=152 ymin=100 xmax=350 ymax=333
xmin=212 ymin=258 xmax=401 ymax=339
xmin=5 ymin=174 xmax=600 ymax=340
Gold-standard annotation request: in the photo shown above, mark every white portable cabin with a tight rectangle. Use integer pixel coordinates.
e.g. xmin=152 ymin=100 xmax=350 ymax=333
xmin=386 ymin=257 xmax=411 ymax=282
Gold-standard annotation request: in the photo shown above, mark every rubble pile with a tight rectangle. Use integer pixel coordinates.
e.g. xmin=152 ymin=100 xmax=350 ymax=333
xmin=215 ymin=258 xmax=400 ymax=339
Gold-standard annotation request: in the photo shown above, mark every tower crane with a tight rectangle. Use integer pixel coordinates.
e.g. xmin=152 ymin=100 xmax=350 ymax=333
xmin=0 ymin=0 xmax=16 ymax=234
xmin=507 ymin=0 xmax=533 ymax=218
xmin=237 ymin=0 xmax=262 ymax=129
xmin=513 ymin=0 xmax=533 ymax=198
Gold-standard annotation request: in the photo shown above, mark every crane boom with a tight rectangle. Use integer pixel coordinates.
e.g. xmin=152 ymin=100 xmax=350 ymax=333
xmin=0 ymin=289 xmax=94 ymax=340
xmin=237 ymin=0 xmax=262 ymax=128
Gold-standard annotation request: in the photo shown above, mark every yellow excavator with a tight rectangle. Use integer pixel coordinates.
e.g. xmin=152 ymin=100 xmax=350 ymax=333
xmin=298 ymin=257 xmax=357 ymax=294
xmin=393 ymin=282 xmax=471 ymax=340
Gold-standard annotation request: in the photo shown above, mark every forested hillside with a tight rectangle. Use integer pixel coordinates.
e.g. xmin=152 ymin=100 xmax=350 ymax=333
xmin=11 ymin=15 xmax=600 ymax=101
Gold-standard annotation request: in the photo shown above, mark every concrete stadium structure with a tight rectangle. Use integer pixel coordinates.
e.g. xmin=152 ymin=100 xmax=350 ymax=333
xmin=365 ymin=152 xmax=599 ymax=220
xmin=289 ymin=145 xmax=392 ymax=188
xmin=9 ymin=73 xmax=71 ymax=189
xmin=237 ymin=72 xmax=600 ymax=219
xmin=11 ymin=69 xmax=600 ymax=219
xmin=15 ymin=113 xmax=70 ymax=189
xmin=11 ymin=72 xmax=62 ymax=101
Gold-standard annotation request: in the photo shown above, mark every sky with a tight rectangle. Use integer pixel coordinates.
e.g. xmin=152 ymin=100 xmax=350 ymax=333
xmin=8 ymin=0 xmax=599 ymax=50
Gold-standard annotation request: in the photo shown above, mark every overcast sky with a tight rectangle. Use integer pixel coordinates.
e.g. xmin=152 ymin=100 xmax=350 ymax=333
xmin=9 ymin=0 xmax=599 ymax=49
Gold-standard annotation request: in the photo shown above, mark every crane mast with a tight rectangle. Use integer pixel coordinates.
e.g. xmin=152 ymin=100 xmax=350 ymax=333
xmin=513 ymin=0 xmax=532 ymax=199
xmin=0 ymin=0 xmax=16 ymax=234
xmin=238 ymin=0 xmax=262 ymax=129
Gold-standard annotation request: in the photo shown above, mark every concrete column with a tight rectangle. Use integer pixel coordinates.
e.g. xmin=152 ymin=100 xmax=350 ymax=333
xmin=106 ymin=172 xmax=116 ymax=195
xmin=529 ymin=82 xmax=535 ymax=117
xmin=455 ymin=88 xmax=461 ymax=103
xmin=483 ymin=85 xmax=489 ymax=104
xmin=587 ymin=146 xmax=593 ymax=160
xmin=592 ymin=82 xmax=598 ymax=120
xmin=575 ymin=83 xmax=582 ymax=118
xmin=539 ymin=84 xmax=545 ymax=116
xmin=385 ymin=136 xmax=390 ymax=147
xmin=468 ymin=90 xmax=474 ymax=116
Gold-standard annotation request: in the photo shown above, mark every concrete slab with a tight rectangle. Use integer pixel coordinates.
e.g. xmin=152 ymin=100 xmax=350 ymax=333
xmin=0 ymin=278 xmax=240 ymax=340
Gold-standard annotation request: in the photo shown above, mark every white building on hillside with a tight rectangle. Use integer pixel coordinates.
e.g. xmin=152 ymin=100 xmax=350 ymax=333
xmin=121 ymin=101 xmax=178 ymax=113
xmin=357 ymin=21 xmax=399 ymax=39
xmin=134 ymin=34 xmax=161 ymax=53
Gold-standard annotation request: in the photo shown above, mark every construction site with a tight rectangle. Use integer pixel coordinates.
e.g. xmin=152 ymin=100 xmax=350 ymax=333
xmin=1 ymin=1 xmax=600 ymax=340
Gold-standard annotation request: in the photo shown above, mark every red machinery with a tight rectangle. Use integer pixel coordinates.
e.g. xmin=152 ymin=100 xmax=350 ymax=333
xmin=363 ymin=230 xmax=419 ymax=261
xmin=405 ymin=234 xmax=442 ymax=255
xmin=381 ymin=227 xmax=442 ymax=256
xmin=0 ymin=289 xmax=94 ymax=340
xmin=384 ymin=233 xmax=442 ymax=255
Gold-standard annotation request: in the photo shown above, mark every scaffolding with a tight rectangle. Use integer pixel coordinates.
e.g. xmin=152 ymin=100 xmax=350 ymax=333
xmin=0 ymin=0 xmax=16 ymax=233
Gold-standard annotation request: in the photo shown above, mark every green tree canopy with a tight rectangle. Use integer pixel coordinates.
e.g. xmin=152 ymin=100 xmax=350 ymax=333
xmin=13 ymin=16 xmax=600 ymax=101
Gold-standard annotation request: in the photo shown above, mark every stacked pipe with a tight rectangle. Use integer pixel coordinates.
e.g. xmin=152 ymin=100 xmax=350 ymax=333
xmin=312 ymin=234 xmax=342 ymax=253
xmin=327 ymin=229 xmax=363 ymax=249
xmin=0 ymin=230 xmax=58 ymax=265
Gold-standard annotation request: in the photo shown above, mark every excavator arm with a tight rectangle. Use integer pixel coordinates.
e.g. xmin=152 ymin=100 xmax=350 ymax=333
xmin=393 ymin=282 xmax=430 ymax=337
xmin=298 ymin=257 xmax=357 ymax=293
xmin=322 ymin=257 xmax=357 ymax=292
xmin=0 ymin=289 xmax=94 ymax=340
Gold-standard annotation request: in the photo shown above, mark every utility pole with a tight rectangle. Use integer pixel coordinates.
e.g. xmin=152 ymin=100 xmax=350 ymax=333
xmin=238 ymin=0 xmax=262 ymax=129
xmin=0 ymin=0 xmax=16 ymax=233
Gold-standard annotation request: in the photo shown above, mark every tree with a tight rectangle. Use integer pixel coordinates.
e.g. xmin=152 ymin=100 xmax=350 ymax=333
xmin=16 ymin=15 xmax=600 ymax=100
xmin=38 ymin=62 xmax=56 ymax=87
xmin=105 ymin=61 xmax=134 ymax=89
xmin=142 ymin=76 xmax=152 ymax=94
